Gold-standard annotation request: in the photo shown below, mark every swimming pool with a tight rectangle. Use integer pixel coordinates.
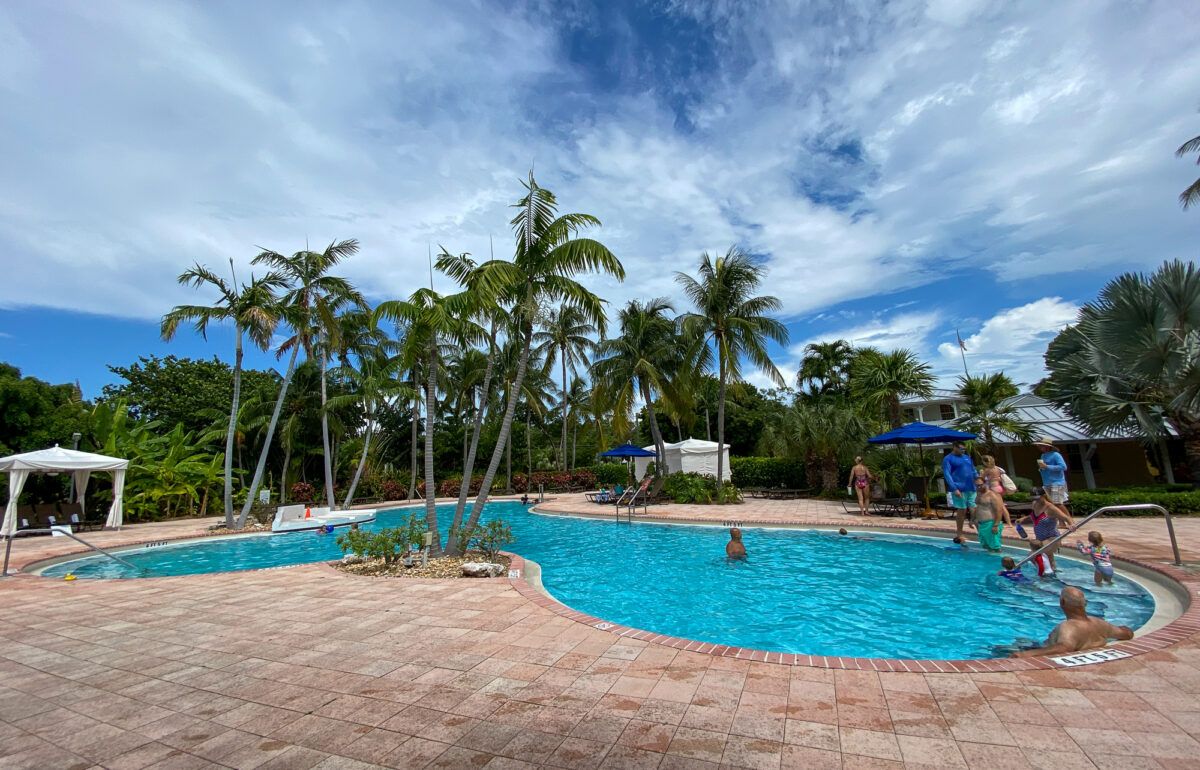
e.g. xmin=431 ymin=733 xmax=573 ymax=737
xmin=39 ymin=501 xmax=1156 ymax=659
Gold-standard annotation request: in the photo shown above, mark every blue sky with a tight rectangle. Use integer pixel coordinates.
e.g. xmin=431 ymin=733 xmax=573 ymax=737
xmin=1 ymin=0 xmax=1197 ymax=398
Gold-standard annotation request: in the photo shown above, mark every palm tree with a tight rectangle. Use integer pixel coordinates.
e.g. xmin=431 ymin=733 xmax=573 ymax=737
xmin=797 ymin=340 xmax=855 ymax=399
xmin=852 ymin=348 xmax=935 ymax=428
xmin=534 ymin=307 xmax=597 ymax=471
xmin=591 ymin=299 xmax=681 ymax=471
xmin=236 ymin=240 xmax=361 ymax=528
xmin=676 ymin=247 xmax=788 ymax=489
xmin=952 ymin=372 xmax=1034 ymax=452
xmin=376 ymin=288 xmax=480 ymax=553
xmin=327 ymin=347 xmax=411 ymax=508
xmin=1176 ymin=132 xmax=1200 ymax=209
xmin=437 ymin=173 xmax=623 ymax=544
xmin=1044 ymin=260 xmax=1200 ymax=484
xmin=161 ymin=262 xmax=283 ymax=527
xmin=252 ymin=240 xmax=364 ymax=511
xmin=761 ymin=400 xmax=878 ymax=493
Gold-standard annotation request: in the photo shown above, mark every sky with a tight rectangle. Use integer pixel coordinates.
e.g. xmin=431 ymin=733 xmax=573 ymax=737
xmin=1 ymin=0 xmax=1197 ymax=398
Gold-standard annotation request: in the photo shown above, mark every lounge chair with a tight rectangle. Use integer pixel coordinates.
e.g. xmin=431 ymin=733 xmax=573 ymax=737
xmin=58 ymin=502 xmax=91 ymax=531
xmin=33 ymin=504 xmax=59 ymax=530
xmin=642 ymin=476 xmax=667 ymax=505
xmin=16 ymin=505 xmax=35 ymax=530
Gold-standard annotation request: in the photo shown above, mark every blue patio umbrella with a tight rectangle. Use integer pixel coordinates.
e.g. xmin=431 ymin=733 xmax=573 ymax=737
xmin=868 ymin=422 xmax=977 ymax=514
xmin=599 ymin=442 xmax=657 ymax=458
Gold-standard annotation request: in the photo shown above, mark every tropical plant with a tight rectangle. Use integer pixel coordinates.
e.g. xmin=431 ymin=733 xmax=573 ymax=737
xmin=851 ymin=348 xmax=935 ymax=428
xmin=591 ymin=298 xmax=681 ymax=472
xmin=437 ymin=173 xmax=623 ymax=554
xmin=797 ymin=340 xmax=855 ymax=399
xmin=760 ymin=400 xmax=879 ymax=493
xmin=951 ymin=372 xmax=1034 ymax=451
xmin=534 ymin=306 xmax=597 ymax=470
xmin=161 ymin=263 xmax=283 ymax=527
xmin=676 ymin=247 xmax=788 ymax=490
xmin=1043 ymin=260 xmax=1200 ymax=485
xmin=1177 ymin=131 xmax=1200 ymax=210
xmin=237 ymin=239 xmax=362 ymax=527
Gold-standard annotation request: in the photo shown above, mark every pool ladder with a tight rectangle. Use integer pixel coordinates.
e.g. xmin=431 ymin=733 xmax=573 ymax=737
xmin=1 ymin=527 xmax=144 ymax=578
xmin=1013 ymin=503 xmax=1182 ymax=569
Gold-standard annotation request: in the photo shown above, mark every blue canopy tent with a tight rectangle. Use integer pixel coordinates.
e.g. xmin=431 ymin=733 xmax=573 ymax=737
xmin=600 ymin=442 xmax=657 ymax=458
xmin=868 ymin=422 xmax=977 ymax=515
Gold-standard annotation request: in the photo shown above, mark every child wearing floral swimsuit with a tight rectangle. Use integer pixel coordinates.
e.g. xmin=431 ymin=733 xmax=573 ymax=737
xmin=1077 ymin=530 xmax=1115 ymax=585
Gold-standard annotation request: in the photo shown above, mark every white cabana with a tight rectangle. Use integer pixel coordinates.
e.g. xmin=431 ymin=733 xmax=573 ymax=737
xmin=634 ymin=438 xmax=731 ymax=479
xmin=0 ymin=446 xmax=129 ymax=536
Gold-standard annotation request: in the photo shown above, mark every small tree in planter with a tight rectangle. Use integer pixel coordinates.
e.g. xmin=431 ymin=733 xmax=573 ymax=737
xmin=290 ymin=481 xmax=317 ymax=503
xmin=449 ymin=518 xmax=515 ymax=562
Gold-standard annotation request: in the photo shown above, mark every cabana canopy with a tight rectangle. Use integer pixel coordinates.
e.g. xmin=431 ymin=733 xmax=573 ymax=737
xmin=0 ymin=446 xmax=129 ymax=535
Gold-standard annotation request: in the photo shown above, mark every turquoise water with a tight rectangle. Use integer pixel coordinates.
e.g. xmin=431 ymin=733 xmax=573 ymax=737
xmin=40 ymin=501 xmax=1155 ymax=659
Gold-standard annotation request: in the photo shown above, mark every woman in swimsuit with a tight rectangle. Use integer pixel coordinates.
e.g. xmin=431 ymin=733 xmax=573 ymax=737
xmin=980 ymin=455 xmax=1006 ymax=496
xmin=1016 ymin=487 xmax=1075 ymax=572
xmin=848 ymin=456 xmax=873 ymax=516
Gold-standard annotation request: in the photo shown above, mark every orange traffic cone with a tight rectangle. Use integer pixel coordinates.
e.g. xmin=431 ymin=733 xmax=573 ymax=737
xmin=305 ymin=508 xmax=311 ymax=519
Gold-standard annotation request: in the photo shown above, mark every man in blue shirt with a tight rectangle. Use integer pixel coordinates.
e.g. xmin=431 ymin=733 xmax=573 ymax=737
xmin=942 ymin=442 xmax=977 ymax=539
xmin=1035 ymin=436 xmax=1069 ymax=505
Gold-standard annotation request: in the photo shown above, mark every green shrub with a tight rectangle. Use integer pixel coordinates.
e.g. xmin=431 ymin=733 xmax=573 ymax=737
xmin=337 ymin=527 xmax=405 ymax=564
xmin=1065 ymin=489 xmax=1200 ymax=516
xmin=729 ymin=457 xmax=805 ymax=489
xmin=591 ymin=463 xmax=631 ymax=486
xmin=450 ymin=518 xmax=516 ymax=560
xmin=662 ymin=472 xmax=743 ymax=504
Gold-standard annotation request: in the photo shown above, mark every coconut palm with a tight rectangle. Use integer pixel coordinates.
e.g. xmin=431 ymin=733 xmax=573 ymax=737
xmin=251 ymin=239 xmax=364 ymax=512
xmin=1044 ymin=259 xmax=1200 ymax=484
xmin=327 ymin=348 xmax=411 ymax=508
xmin=761 ymin=400 xmax=879 ymax=493
xmin=161 ymin=262 xmax=284 ymax=527
xmin=438 ymin=172 xmax=623 ymax=541
xmin=797 ymin=340 xmax=855 ymax=399
xmin=534 ymin=306 xmax=597 ymax=471
xmin=1176 ymin=132 xmax=1200 ymax=210
xmin=852 ymin=348 xmax=935 ymax=428
xmin=591 ymin=299 xmax=681 ymax=471
xmin=236 ymin=239 xmax=361 ymax=528
xmin=376 ymin=287 xmax=481 ymax=553
xmin=952 ymin=372 xmax=1034 ymax=452
xmin=676 ymin=247 xmax=788 ymax=489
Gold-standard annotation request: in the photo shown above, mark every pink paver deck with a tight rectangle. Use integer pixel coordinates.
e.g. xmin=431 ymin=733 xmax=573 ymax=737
xmin=1 ymin=496 xmax=1199 ymax=768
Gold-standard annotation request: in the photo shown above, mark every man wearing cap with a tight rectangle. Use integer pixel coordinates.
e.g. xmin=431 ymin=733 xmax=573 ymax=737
xmin=1035 ymin=437 xmax=1069 ymax=505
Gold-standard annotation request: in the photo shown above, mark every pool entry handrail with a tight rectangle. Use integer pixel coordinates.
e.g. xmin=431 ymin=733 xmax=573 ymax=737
xmin=1013 ymin=503 xmax=1181 ymax=569
xmin=1 ymin=527 xmax=144 ymax=578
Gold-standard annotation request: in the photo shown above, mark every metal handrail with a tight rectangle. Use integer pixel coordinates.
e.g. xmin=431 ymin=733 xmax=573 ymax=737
xmin=1014 ymin=503 xmax=1182 ymax=568
xmin=2 ymin=527 xmax=143 ymax=578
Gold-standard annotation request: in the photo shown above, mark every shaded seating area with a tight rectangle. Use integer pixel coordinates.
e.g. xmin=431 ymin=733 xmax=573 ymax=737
xmin=1 ymin=446 xmax=129 ymax=537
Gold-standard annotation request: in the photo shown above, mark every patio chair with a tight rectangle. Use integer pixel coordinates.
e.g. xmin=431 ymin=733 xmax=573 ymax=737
xmin=33 ymin=504 xmax=59 ymax=530
xmin=642 ymin=476 xmax=668 ymax=505
xmin=58 ymin=502 xmax=89 ymax=531
xmin=16 ymin=505 xmax=35 ymax=530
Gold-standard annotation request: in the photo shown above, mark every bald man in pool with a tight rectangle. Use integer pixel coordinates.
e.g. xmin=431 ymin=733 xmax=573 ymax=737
xmin=1010 ymin=586 xmax=1134 ymax=658
xmin=726 ymin=528 xmax=747 ymax=559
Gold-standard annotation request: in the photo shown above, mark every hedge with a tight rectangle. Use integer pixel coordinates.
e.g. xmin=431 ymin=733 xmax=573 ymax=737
xmin=1066 ymin=489 xmax=1200 ymax=516
xmin=729 ymin=457 xmax=806 ymax=489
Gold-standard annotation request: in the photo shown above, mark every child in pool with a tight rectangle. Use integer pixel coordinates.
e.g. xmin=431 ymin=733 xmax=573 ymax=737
xmin=998 ymin=556 xmax=1029 ymax=583
xmin=1028 ymin=539 xmax=1054 ymax=578
xmin=1077 ymin=530 xmax=1115 ymax=585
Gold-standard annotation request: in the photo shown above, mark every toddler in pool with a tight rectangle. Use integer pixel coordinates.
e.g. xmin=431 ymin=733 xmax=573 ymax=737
xmin=1077 ymin=530 xmax=1115 ymax=585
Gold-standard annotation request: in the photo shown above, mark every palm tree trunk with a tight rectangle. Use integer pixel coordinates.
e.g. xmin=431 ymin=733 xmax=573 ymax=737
xmin=237 ymin=344 xmax=299 ymax=528
xmin=526 ymin=411 xmax=533 ymax=480
xmin=319 ymin=352 xmax=336 ymax=508
xmin=716 ymin=350 xmax=728 ymax=491
xmin=641 ymin=383 xmax=666 ymax=477
xmin=223 ymin=327 xmax=243 ymax=528
xmin=572 ymin=423 xmax=578 ymax=470
xmin=446 ymin=323 xmax=498 ymax=554
xmin=705 ymin=406 xmax=712 ymax=442
xmin=465 ymin=321 xmax=532 ymax=533
xmin=424 ymin=344 xmax=441 ymax=554
xmin=408 ymin=386 xmax=419 ymax=500
xmin=343 ymin=419 xmax=372 ymax=508
xmin=280 ymin=443 xmax=291 ymax=503
xmin=560 ymin=356 xmax=569 ymax=471
xmin=506 ymin=435 xmax=512 ymax=492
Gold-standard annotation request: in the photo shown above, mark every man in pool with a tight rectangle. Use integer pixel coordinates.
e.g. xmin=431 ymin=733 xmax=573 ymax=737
xmin=726 ymin=527 xmax=747 ymax=559
xmin=1010 ymin=586 xmax=1134 ymax=657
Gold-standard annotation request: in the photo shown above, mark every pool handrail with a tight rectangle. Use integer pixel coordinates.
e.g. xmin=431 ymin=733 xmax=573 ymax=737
xmin=1013 ymin=503 xmax=1181 ymax=569
xmin=2 ymin=526 xmax=145 ymax=578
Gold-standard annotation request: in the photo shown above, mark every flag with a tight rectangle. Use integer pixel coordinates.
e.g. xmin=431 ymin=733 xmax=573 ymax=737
xmin=956 ymin=329 xmax=967 ymax=351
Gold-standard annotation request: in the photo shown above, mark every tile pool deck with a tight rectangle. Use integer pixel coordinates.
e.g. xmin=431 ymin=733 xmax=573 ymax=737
xmin=2 ymin=497 xmax=1200 ymax=768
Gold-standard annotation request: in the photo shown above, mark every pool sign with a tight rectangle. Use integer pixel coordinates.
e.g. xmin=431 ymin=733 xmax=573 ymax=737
xmin=1051 ymin=649 xmax=1131 ymax=667
xmin=594 ymin=622 xmax=614 ymax=630
xmin=507 ymin=569 xmax=521 ymax=579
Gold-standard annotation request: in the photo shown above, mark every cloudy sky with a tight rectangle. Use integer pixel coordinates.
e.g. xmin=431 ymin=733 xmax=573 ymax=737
xmin=1 ymin=0 xmax=1197 ymax=396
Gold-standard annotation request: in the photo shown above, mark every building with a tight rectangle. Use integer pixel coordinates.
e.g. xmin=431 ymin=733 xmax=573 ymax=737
xmin=900 ymin=389 xmax=1183 ymax=490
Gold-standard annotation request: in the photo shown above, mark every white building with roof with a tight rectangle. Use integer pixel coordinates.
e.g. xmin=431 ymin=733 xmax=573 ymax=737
xmin=899 ymin=390 xmax=1183 ymax=489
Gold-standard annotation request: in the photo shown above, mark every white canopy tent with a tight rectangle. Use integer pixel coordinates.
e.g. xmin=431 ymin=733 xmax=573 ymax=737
xmin=0 ymin=446 xmax=129 ymax=536
xmin=633 ymin=438 xmax=731 ymax=479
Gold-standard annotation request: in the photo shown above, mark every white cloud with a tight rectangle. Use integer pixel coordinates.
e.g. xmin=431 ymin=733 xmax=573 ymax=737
xmin=936 ymin=297 xmax=1080 ymax=386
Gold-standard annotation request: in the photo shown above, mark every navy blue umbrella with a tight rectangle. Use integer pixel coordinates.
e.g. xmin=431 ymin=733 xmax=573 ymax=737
xmin=600 ymin=442 xmax=657 ymax=458
xmin=867 ymin=422 xmax=977 ymax=514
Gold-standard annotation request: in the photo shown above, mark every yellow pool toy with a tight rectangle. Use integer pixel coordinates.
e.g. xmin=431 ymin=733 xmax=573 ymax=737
xmin=64 ymin=574 xmax=76 ymax=581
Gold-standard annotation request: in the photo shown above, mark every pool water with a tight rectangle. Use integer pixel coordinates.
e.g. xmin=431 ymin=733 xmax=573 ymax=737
xmin=40 ymin=501 xmax=1155 ymax=660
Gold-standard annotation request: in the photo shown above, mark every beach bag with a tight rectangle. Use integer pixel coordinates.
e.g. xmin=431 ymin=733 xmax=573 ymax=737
xmin=1000 ymin=471 xmax=1017 ymax=493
